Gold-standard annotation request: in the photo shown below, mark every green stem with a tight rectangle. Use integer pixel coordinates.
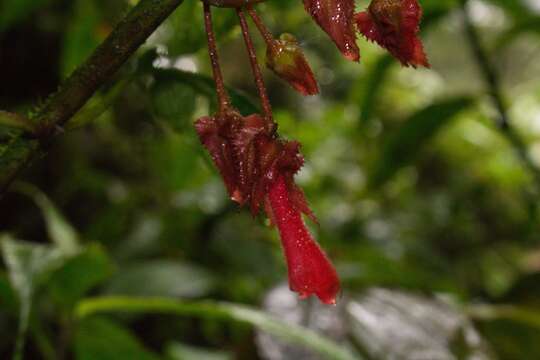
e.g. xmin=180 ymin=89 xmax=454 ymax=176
xmin=75 ymin=296 xmax=358 ymax=360
xmin=0 ymin=0 xmax=185 ymax=196
xmin=461 ymin=0 xmax=540 ymax=193
xmin=13 ymin=298 xmax=30 ymax=360
xmin=466 ymin=303 xmax=540 ymax=329
xmin=461 ymin=0 xmax=540 ymax=228
xmin=30 ymin=322 xmax=57 ymax=360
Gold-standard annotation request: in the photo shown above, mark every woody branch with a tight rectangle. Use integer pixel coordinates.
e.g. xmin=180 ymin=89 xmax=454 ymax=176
xmin=0 ymin=0 xmax=185 ymax=196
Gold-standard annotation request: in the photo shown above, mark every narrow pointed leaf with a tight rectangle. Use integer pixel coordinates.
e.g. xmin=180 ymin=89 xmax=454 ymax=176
xmin=370 ymin=97 xmax=473 ymax=187
xmin=75 ymin=296 xmax=358 ymax=360
xmin=15 ymin=183 xmax=80 ymax=254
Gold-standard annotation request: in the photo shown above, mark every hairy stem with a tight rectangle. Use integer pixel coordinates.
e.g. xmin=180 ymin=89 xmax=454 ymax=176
xmin=236 ymin=8 xmax=273 ymax=125
xmin=203 ymin=2 xmax=231 ymax=112
xmin=247 ymin=7 xmax=275 ymax=50
xmin=0 ymin=0 xmax=184 ymax=196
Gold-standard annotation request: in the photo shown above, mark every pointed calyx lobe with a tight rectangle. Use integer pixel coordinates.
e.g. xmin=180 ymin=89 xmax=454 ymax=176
xmin=303 ymin=0 xmax=360 ymax=61
xmin=356 ymin=0 xmax=429 ymax=67
xmin=266 ymin=34 xmax=319 ymax=96
xmin=195 ymin=109 xmax=312 ymax=219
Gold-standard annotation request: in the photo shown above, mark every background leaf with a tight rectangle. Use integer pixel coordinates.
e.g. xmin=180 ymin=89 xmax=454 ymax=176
xmin=60 ymin=0 xmax=104 ymax=76
xmin=165 ymin=342 xmax=232 ymax=360
xmin=0 ymin=0 xmax=52 ymax=31
xmin=0 ymin=235 xmax=72 ymax=360
xmin=370 ymin=97 xmax=474 ymax=187
xmin=15 ymin=183 xmax=80 ymax=254
xmin=75 ymin=317 xmax=161 ymax=360
xmin=0 ymin=111 xmax=34 ymax=132
xmin=358 ymin=55 xmax=394 ymax=126
xmin=75 ymin=296 xmax=358 ymax=360
xmin=104 ymin=260 xmax=215 ymax=298
xmin=150 ymin=74 xmax=197 ymax=131
xmin=48 ymin=244 xmax=113 ymax=308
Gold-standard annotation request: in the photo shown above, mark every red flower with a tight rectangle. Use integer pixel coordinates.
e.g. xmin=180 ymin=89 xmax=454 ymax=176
xmin=303 ymin=0 xmax=360 ymax=61
xmin=355 ymin=0 xmax=429 ymax=67
xmin=195 ymin=109 xmax=339 ymax=303
xmin=266 ymin=33 xmax=319 ymax=96
xmin=197 ymin=2 xmax=345 ymax=304
xmin=268 ymin=175 xmax=340 ymax=304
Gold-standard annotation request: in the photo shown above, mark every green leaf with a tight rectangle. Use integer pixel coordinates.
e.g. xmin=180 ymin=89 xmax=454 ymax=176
xmin=0 ymin=235 xmax=71 ymax=360
xmin=1 ymin=236 xmax=69 ymax=308
xmin=469 ymin=304 xmax=540 ymax=359
xmin=0 ymin=271 xmax=18 ymax=314
xmin=67 ymin=80 xmax=128 ymax=130
xmin=420 ymin=0 xmax=458 ymax=12
xmin=150 ymin=75 xmax=197 ymax=130
xmin=14 ymin=182 xmax=80 ymax=254
xmin=0 ymin=111 xmax=35 ymax=132
xmin=370 ymin=97 xmax=473 ymax=187
xmin=483 ymin=0 xmax=531 ymax=18
xmin=358 ymin=55 xmax=394 ymax=126
xmin=0 ymin=0 xmax=52 ymax=31
xmin=467 ymin=304 xmax=540 ymax=329
xmin=75 ymin=296 xmax=358 ymax=360
xmin=48 ymin=244 xmax=114 ymax=308
xmin=165 ymin=342 xmax=232 ymax=360
xmin=137 ymin=52 xmax=259 ymax=116
xmin=495 ymin=16 xmax=540 ymax=50
xmin=61 ymin=0 xmax=103 ymax=76
xmin=163 ymin=0 xmax=237 ymax=56
xmin=104 ymin=260 xmax=215 ymax=298
xmin=153 ymin=68 xmax=259 ymax=116
xmin=75 ymin=317 xmax=161 ymax=360
xmin=477 ymin=318 xmax=540 ymax=360
xmin=0 ymin=135 xmax=35 ymax=190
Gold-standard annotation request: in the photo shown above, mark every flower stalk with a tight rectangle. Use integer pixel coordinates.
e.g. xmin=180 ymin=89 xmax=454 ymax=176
xmin=236 ymin=8 xmax=274 ymax=125
xmin=203 ymin=2 xmax=230 ymax=112
xmin=246 ymin=7 xmax=275 ymax=50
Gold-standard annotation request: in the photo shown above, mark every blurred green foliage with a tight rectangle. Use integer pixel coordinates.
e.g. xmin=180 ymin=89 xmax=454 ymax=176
xmin=2 ymin=0 xmax=540 ymax=359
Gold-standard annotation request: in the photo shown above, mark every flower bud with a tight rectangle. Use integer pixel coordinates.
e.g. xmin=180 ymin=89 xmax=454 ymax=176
xmin=356 ymin=0 xmax=429 ymax=67
xmin=266 ymin=33 xmax=319 ymax=96
xmin=303 ymin=0 xmax=359 ymax=61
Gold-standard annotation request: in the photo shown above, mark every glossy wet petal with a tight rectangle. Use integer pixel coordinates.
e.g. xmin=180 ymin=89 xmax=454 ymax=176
xmin=267 ymin=33 xmax=319 ymax=96
xmin=303 ymin=0 xmax=360 ymax=61
xmin=268 ymin=175 xmax=340 ymax=304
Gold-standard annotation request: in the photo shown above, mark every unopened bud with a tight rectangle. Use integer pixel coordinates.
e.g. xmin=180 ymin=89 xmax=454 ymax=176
xmin=303 ymin=0 xmax=359 ymax=61
xmin=356 ymin=0 xmax=429 ymax=67
xmin=266 ymin=33 xmax=319 ymax=96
